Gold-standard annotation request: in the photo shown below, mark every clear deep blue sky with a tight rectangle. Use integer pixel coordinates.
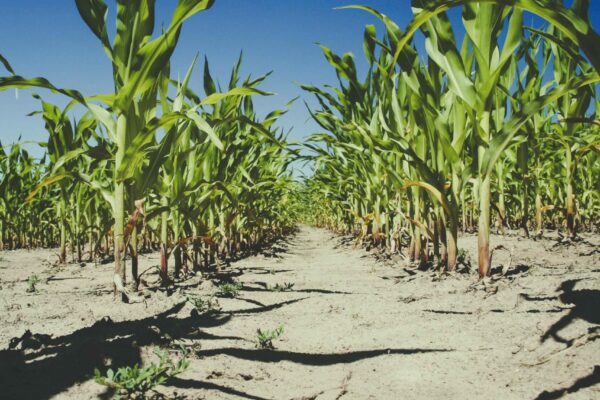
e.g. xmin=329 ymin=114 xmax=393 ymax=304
xmin=1 ymin=1 xmax=599 ymax=161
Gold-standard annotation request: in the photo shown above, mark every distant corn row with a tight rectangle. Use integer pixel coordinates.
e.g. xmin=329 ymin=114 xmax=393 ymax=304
xmin=0 ymin=0 xmax=299 ymax=300
xmin=300 ymin=0 xmax=600 ymax=276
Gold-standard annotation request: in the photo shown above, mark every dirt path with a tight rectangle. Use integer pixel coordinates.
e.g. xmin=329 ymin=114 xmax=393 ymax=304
xmin=1 ymin=225 xmax=599 ymax=399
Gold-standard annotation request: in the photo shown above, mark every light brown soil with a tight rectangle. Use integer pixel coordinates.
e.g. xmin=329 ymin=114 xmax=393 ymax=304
xmin=0 ymin=225 xmax=599 ymax=399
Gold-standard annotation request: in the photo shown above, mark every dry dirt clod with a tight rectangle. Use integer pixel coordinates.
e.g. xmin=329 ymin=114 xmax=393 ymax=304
xmin=206 ymin=370 xmax=224 ymax=380
xmin=238 ymin=373 xmax=253 ymax=381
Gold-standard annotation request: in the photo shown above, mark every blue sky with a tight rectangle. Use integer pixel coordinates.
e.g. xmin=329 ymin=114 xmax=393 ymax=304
xmin=0 ymin=1 xmax=599 ymax=162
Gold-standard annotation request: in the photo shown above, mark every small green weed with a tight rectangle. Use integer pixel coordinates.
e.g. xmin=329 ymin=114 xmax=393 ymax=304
xmin=26 ymin=275 xmax=40 ymax=293
xmin=94 ymin=347 xmax=189 ymax=399
xmin=185 ymin=294 xmax=220 ymax=313
xmin=217 ymin=282 xmax=242 ymax=298
xmin=269 ymin=282 xmax=295 ymax=292
xmin=256 ymin=325 xmax=284 ymax=349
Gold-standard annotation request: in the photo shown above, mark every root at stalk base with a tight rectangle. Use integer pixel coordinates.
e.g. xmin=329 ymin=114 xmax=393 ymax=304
xmin=113 ymin=274 xmax=144 ymax=304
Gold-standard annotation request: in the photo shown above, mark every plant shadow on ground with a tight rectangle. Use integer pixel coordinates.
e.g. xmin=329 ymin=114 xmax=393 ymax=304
xmin=230 ymin=231 xmax=297 ymax=263
xmin=521 ymin=279 xmax=600 ymax=345
xmin=223 ymin=239 xmax=294 ymax=264
xmin=523 ymin=279 xmax=600 ymax=399
xmin=173 ymin=230 xmax=298 ymax=276
xmin=202 ymin=267 xmax=295 ymax=286
xmin=0 ymin=290 xmax=454 ymax=400
xmin=244 ymin=281 xmax=353 ymax=295
xmin=134 ymin=234 xmax=297 ymax=296
xmin=194 ymin=347 xmax=452 ymax=365
xmin=490 ymin=263 xmax=531 ymax=277
xmin=534 ymin=365 xmax=600 ymax=400
xmin=0 ymin=297 xmax=303 ymax=400
xmin=258 ymin=243 xmax=290 ymax=259
xmin=333 ymin=235 xmax=356 ymax=249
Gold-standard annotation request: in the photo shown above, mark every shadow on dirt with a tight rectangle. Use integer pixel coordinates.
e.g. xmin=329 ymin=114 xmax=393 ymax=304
xmin=521 ymin=279 xmax=600 ymax=345
xmin=243 ymin=267 xmax=295 ymax=275
xmin=203 ymin=268 xmax=295 ymax=285
xmin=169 ymin=377 xmax=271 ymax=400
xmin=244 ymin=282 xmax=352 ymax=295
xmin=333 ymin=235 xmax=356 ymax=249
xmin=490 ymin=263 xmax=531 ymax=277
xmin=424 ymin=309 xmax=473 ymax=315
xmin=534 ymin=365 xmax=600 ymax=400
xmin=195 ymin=347 xmax=453 ymax=365
xmin=259 ymin=244 xmax=290 ymax=259
xmin=192 ymin=229 xmax=298 ymax=271
xmin=251 ymin=234 xmax=296 ymax=260
xmin=227 ymin=297 xmax=307 ymax=315
xmin=0 ymin=297 xmax=306 ymax=399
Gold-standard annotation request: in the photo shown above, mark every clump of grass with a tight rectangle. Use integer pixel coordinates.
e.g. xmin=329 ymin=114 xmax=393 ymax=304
xmin=256 ymin=325 xmax=284 ymax=349
xmin=269 ymin=282 xmax=295 ymax=292
xmin=217 ymin=282 xmax=242 ymax=298
xmin=26 ymin=275 xmax=40 ymax=293
xmin=185 ymin=293 xmax=220 ymax=313
xmin=94 ymin=347 xmax=189 ymax=399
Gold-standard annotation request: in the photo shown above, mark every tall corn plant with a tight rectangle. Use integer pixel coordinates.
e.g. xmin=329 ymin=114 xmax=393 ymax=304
xmin=546 ymin=26 xmax=596 ymax=238
xmin=0 ymin=143 xmax=39 ymax=249
xmin=30 ymin=96 xmax=97 ymax=262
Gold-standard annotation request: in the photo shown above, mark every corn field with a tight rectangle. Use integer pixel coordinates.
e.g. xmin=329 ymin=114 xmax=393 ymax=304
xmin=0 ymin=0 xmax=303 ymax=300
xmin=300 ymin=0 xmax=600 ymax=277
xmin=0 ymin=0 xmax=598 ymax=290
xmin=0 ymin=1 xmax=599 ymax=398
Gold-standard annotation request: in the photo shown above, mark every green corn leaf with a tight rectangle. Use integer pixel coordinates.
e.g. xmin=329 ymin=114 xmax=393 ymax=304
xmin=0 ymin=53 xmax=15 ymax=75
xmin=75 ymin=0 xmax=113 ymax=60
xmin=481 ymin=72 xmax=600 ymax=177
